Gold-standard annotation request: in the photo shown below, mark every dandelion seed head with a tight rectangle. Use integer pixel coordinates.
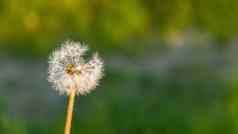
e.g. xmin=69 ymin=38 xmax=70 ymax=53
xmin=48 ymin=41 xmax=104 ymax=95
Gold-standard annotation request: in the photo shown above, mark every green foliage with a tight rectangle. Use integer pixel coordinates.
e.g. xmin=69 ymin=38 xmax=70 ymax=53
xmin=0 ymin=0 xmax=237 ymax=56
xmin=0 ymin=114 xmax=27 ymax=134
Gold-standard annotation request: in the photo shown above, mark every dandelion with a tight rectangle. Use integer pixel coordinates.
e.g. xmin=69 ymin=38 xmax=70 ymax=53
xmin=48 ymin=40 xmax=104 ymax=134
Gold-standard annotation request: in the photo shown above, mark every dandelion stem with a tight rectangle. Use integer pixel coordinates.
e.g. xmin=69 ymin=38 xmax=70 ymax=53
xmin=64 ymin=89 xmax=76 ymax=134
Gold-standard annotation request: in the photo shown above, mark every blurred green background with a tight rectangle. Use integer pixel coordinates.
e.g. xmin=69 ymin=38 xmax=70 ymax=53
xmin=0 ymin=0 xmax=238 ymax=134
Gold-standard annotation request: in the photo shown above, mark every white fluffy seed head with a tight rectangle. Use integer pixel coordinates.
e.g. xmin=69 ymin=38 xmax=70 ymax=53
xmin=48 ymin=41 xmax=104 ymax=95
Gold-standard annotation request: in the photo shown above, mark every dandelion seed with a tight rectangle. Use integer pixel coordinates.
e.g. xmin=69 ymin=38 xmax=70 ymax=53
xmin=47 ymin=40 xmax=104 ymax=134
xmin=48 ymin=40 xmax=104 ymax=95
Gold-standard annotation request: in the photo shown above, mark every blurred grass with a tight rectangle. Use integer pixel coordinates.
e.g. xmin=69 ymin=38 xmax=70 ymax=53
xmin=0 ymin=0 xmax=237 ymax=56
xmin=1 ymin=43 xmax=238 ymax=134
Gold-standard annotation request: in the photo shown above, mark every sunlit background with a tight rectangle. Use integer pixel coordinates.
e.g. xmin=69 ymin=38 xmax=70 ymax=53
xmin=0 ymin=0 xmax=238 ymax=134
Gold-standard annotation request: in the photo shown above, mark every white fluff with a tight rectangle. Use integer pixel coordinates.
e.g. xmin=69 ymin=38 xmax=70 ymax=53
xmin=48 ymin=41 xmax=104 ymax=95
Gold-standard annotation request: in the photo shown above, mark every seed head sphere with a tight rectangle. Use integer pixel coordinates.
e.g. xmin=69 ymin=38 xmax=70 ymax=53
xmin=48 ymin=41 xmax=104 ymax=95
